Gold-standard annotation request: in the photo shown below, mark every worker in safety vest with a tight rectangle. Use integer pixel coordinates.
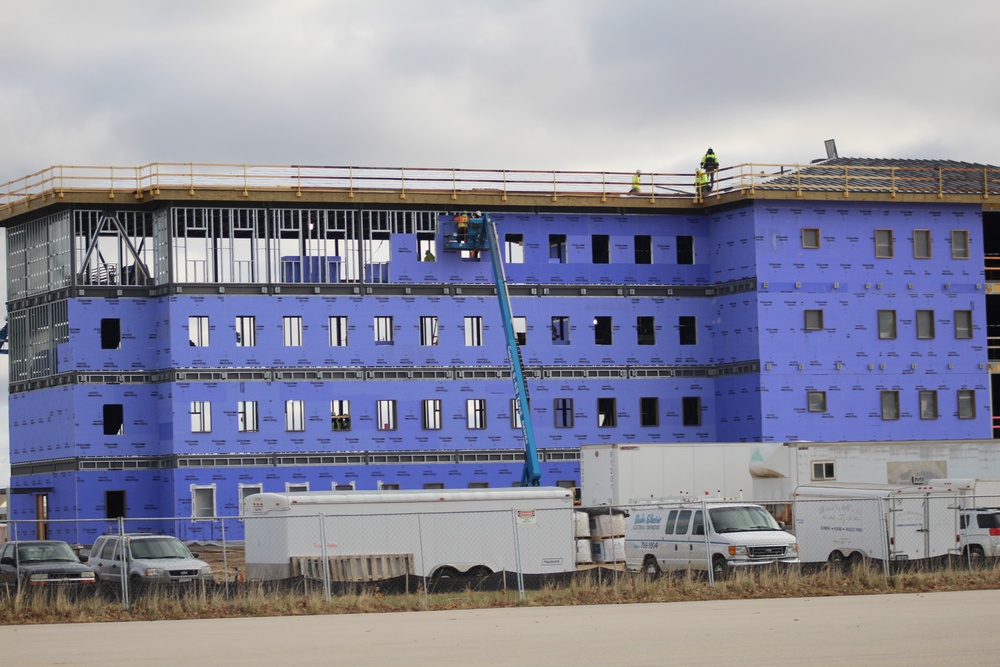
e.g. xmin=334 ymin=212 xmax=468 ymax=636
xmin=629 ymin=170 xmax=641 ymax=194
xmin=454 ymin=212 xmax=469 ymax=243
xmin=695 ymin=168 xmax=711 ymax=196
xmin=700 ymin=148 xmax=718 ymax=186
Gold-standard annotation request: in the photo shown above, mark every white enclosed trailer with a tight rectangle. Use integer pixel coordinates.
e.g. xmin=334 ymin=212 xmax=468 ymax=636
xmin=243 ymin=487 xmax=576 ymax=581
xmin=751 ymin=439 xmax=1000 ymax=504
xmin=580 ymin=442 xmax=754 ymax=507
xmin=792 ymin=483 xmax=959 ymax=565
xmin=926 ymin=478 xmax=1000 ymax=508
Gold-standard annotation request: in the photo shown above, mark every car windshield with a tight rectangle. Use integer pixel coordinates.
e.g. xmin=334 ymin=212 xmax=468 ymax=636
xmin=17 ymin=542 xmax=79 ymax=563
xmin=128 ymin=538 xmax=192 ymax=560
xmin=709 ymin=506 xmax=781 ymax=533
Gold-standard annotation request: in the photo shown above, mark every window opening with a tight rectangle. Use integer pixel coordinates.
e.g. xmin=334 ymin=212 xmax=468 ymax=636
xmin=464 ymin=316 xmax=483 ymax=346
xmin=594 ymin=316 xmax=613 ymax=345
xmin=329 ymin=316 xmax=349 ymax=346
xmin=423 ymin=399 xmax=442 ymax=430
xmin=236 ymin=316 xmax=256 ymax=347
xmin=637 ymin=316 xmax=655 ymax=345
xmin=597 ymin=397 xmax=617 ymax=427
xmin=189 ymin=316 xmax=209 ymax=347
xmin=375 ymin=316 xmax=394 ymax=345
xmin=100 ymin=318 xmax=121 ymax=350
xmin=676 ymin=235 xmax=694 ymax=265
xmin=377 ymin=400 xmax=397 ymax=430
xmin=331 ymin=399 xmax=351 ymax=430
xmin=682 ymin=396 xmax=701 ymax=426
xmin=634 ymin=235 xmax=652 ymax=264
xmin=420 ymin=316 xmax=440 ymax=346
xmin=103 ymin=404 xmax=124 ymax=435
xmin=238 ymin=400 xmax=259 ymax=432
xmin=592 ymin=235 xmax=610 ymax=264
xmin=285 ymin=399 xmax=305 ymax=432
xmin=551 ymin=316 xmax=570 ymax=345
xmin=505 ymin=234 xmax=524 ymax=263
xmin=679 ymin=316 xmax=697 ymax=345
xmin=283 ymin=316 xmax=303 ymax=347
xmin=549 ymin=234 xmax=567 ymax=263
xmin=554 ymin=398 xmax=574 ymax=428
xmin=467 ymin=398 xmax=487 ymax=429
xmin=640 ymin=397 xmax=659 ymax=427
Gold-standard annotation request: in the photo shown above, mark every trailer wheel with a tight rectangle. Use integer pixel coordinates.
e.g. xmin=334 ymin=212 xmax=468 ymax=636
xmin=827 ymin=550 xmax=847 ymax=571
xmin=711 ymin=555 xmax=729 ymax=582
xmin=642 ymin=555 xmax=661 ymax=578
xmin=964 ymin=545 xmax=985 ymax=568
xmin=847 ymin=551 xmax=868 ymax=571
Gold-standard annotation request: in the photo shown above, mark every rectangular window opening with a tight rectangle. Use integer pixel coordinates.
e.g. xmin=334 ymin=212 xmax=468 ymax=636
xmin=419 ymin=316 xmax=440 ymax=346
xmin=329 ymin=316 xmax=349 ymax=346
xmin=875 ymin=229 xmax=894 ymax=258
xmin=554 ymin=398 xmax=574 ymax=429
xmin=464 ymin=316 xmax=484 ymax=346
xmin=331 ymin=400 xmax=351 ymax=431
xmin=807 ymin=391 xmax=827 ymax=412
xmin=377 ymin=400 xmax=397 ymax=430
xmin=914 ymin=229 xmax=931 ymax=258
xmin=238 ymin=400 xmax=259 ymax=432
xmin=804 ymin=310 xmax=824 ymax=331
xmin=676 ymin=235 xmax=694 ymax=265
xmin=422 ymin=399 xmax=442 ymax=430
xmin=881 ymin=390 xmax=900 ymax=420
xmin=594 ymin=316 xmax=613 ymax=345
xmin=551 ymin=316 xmax=570 ymax=345
xmin=549 ymin=234 xmax=567 ymax=263
xmin=682 ymin=396 xmax=702 ymax=426
xmin=802 ymin=228 xmax=820 ymax=249
xmin=505 ymin=234 xmax=524 ymax=264
xmin=283 ymin=316 xmax=303 ymax=347
xmin=679 ymin=316 xmax=697 ymax=345
xmin=236 ymin=316 xmax=256 ymax=347
xmin=189 ymin=316 xmax=210 ymax=347
xmin=466 ymin=398 xmax=487 ymax=430
xmin=952 ymin=230 xmax=970 ymax=259
xmin=285 ymin=400 xmax=305 ymax=432
xmin=634 ymin=235 xmax=652 ymax=265
xmin=375 ymin=316 xmax=394 ymax=345
xmin=190 ymin=401 xmax=211 ymax=433
xmin=919 ymin=390 xmax=938 ymax=420
xmin=597 ymin=397 xmax=617 ymax=428
xmin=640 ymin=397 xmax=659 ymax=427
xmin=878 ymin=310 xmax=897 ymax=340
xmin=592 ymin=234 xmax=610 ymax=264
xmin=103 ymin=404 xmax=124 ymax=436
xmin=637 ymin=316 xmax=655 ymax=345
xmin=100 ymin=318 xmax=121 ymax=350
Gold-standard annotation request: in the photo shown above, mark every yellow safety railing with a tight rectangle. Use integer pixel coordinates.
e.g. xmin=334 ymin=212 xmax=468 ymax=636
xmin=2 ymin=161 xmax=998 ymax=211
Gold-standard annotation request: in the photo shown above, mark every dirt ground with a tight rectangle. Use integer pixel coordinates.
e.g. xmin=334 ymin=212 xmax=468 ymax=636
xmin=192 ymin=544 xmax=246 ymax=582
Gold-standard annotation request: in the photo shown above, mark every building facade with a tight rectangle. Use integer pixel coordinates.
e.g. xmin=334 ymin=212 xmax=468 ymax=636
xmin=2 ymin=159 xmax=997 ymax=543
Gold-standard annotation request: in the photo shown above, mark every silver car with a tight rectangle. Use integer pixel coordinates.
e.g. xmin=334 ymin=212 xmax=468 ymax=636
xmin=89 ymin=534 xmax=212 ymax=585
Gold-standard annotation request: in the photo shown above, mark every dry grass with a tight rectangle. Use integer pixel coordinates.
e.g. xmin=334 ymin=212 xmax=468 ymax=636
xmin=3 ymin=563 xmax=1000 ymax=625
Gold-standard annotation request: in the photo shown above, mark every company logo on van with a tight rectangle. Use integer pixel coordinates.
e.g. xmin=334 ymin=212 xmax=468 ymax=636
xmin=634 ymin=513 xmax=662 ymax=526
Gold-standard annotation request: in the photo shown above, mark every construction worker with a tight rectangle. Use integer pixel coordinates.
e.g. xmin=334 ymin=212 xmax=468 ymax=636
xmin=453 ymin=211 xmax=469 ymax=243
xmin=629 ymin=170 xmax=641 ymax=194
xmin=695 ymin=168 xmax=711 ymax=196
xmin=701 ymin=148 xmax=719 ymax=186
xmin=423 ymin=248 xmax=435 ymax=262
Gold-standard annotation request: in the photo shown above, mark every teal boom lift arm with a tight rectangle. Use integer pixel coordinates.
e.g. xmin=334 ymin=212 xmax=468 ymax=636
xmin=443 ymin=213 xmax=542 ymax=486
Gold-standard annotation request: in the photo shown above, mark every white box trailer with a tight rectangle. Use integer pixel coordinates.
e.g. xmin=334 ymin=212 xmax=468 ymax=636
xmin=751 ymin=439 xmax=1000 ymax=504
xmin=581 ymin=442 xmax=754 ymax=507
xmin=926 ymin=478 xmax=1000 ymax=508
xmin=792 ymin=483 xmax=959 ymax=565
xmin=243 ymin=487 xmax=576 ymax=581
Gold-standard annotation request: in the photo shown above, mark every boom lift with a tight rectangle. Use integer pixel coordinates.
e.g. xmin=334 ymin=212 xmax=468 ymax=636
xmin=443 ymin=212 xmax=542 ymax=486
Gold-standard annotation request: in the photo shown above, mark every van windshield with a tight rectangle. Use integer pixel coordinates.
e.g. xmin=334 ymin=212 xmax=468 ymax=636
xmin=709 ymin=506 xmax=781 ymax=533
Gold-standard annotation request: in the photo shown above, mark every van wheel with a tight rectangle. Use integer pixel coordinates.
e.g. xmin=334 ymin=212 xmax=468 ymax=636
xmin=642 ymin=555 xmax=661 ymax=578
xmin=711 ymin=555 xmax=728 ymax=582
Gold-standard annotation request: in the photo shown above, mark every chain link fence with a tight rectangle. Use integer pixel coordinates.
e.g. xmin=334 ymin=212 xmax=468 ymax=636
xmin=2 ymin=494 xmax=999 ymax=609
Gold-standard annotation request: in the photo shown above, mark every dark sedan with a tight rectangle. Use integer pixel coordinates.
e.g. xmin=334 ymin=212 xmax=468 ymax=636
xmin=0 ymin=540 xmax=97 ymax=587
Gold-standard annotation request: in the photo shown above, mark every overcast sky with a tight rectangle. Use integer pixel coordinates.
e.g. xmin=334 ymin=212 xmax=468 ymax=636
xmin=0 ymin=0 xmax=998 ymax=487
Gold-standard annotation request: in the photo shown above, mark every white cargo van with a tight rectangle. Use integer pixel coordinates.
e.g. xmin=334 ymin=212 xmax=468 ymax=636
xmin=624 ymin=501 xmax=799 ymax=579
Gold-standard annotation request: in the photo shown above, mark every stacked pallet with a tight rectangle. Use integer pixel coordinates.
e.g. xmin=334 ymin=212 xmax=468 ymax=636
xmin=290 ymin=553 xmax=414 ymax=582
xmin=574 ymin=511 xmax=593 ymax=564
xmin=589 ymin=513 xmax=626 ymax=563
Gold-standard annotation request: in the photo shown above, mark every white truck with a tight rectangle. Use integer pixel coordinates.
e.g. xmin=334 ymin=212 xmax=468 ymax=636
xmin=242 ymin=487 xmax=576 ymax=581
xmin=791 ymin=483 xmax=959 ymax=567
xmin=581 ymin=442 xmax=754 ymax=507
xmin=623 ymin=500 xmax=799 ymax=580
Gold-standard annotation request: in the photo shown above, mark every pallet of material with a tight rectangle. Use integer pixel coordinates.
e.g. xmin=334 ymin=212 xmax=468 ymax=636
xmin=290 ymin=553 xmax=415 ymax=582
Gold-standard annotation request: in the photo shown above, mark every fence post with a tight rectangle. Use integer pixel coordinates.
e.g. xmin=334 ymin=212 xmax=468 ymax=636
xmin=220 ymin=518 xmax=230 ymax=599
xmin=417 ymin=513 xmax=428 ymax=605
xmin=318 ymin=513 xmax=331 ymax=602
xmin=119 ymin=517 xmax=129 ymax=610
xmin=702 ymin=500 xmax=715 ymax=586
xmin=879 ymin=497 xmax=890 ymax=577
xmin=511 ymin=508 xmax=525 ymax=600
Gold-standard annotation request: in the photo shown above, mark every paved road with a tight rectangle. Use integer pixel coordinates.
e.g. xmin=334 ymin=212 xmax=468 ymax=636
xmin=4 ymin=591 xmax=1000 ymax=666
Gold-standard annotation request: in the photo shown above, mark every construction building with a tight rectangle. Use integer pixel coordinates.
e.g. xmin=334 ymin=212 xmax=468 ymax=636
xmin=1 ymin=157 xmax=998 ymax=542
